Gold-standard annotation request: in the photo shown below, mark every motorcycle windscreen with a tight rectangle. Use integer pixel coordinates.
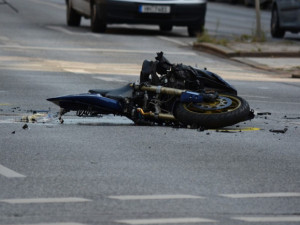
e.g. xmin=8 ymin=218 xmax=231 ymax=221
xmin=47 ymin=93 xmax=122 ymax=113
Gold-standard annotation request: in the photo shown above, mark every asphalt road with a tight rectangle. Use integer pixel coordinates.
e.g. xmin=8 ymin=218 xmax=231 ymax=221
xmin=0 ymin=1 xmax=300 ymax=225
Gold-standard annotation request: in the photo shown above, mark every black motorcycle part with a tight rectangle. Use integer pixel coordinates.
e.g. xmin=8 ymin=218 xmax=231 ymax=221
xmin=140 ymin=60 xmax=160 ymax=84
xmin=89 ymin=83 xmax=133 ymax=100
xmin=174 ymin=94 xmax=251 ymax=128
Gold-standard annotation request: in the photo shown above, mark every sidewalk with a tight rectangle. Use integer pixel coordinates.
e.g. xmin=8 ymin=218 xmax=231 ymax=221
xmin=194 ymin=39 xmax=300 ymax=78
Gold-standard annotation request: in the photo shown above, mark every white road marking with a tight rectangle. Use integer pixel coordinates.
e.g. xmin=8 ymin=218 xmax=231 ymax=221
xmin=109 ymin=195 xmax=204 ymax=200
xmin=220 ymin=192 xmax=300 ymax=198
xmin=0 ymin=45 xmax=196 ymax=56
xmin=240 ymin=95 xmax=271 ymax=99
xmin=0 ymin=164 xmax=26 ymax=178
xmin=47 ymin=26 xmax=80 ymax=35
xmin=0 ymin=223 xmax=86 ymax=225
xmin=233 ymin=216 xmax=300 ymax=222
xmin=258 ymin=86 xmax=270 ymax=90
xmin=156 ymin=36 xmax=188 ymax=46
xmin=28 ymin=0 xmax=65 ymax=10
xmin=0 ymin=197 xmax=92 ymax=204
xmin=93 ymin=76 xmax=128 ymax=83
xmin=250 ymin=100 xmax=300 ymax=105
xmin=115 ymin=218 xmax=217 ymax=224
xmin=64 ymin=69 xmax=91 ymax=74
xmin=47 ymin=26 xmax=102 ymax=38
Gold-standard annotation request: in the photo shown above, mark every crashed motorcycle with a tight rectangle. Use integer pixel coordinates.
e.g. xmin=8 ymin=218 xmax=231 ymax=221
xmin=47 ymin=52 xmax=254 ymax=128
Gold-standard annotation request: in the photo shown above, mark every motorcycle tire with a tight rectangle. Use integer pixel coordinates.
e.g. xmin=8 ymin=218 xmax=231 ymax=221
xmin=174 ymin=94 xmax=251 ymax=129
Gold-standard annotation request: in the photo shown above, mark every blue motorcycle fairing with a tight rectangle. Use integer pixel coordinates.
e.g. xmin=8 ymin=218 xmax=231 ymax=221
xmin=180 ymin=91 xmax=203 ymax=103
xmin=47 ymin=93 xmax=122 ymax=113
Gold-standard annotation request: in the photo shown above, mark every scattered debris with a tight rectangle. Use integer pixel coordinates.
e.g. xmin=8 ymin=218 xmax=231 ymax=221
xmin=197 ymin=126 xmax=205 ymax=132
xmin=284 ymin=115 xmax=300 ymax=119
xmin=269 ymin=128 xmax=288 ymax=134
xmin=214 ymin=127 xmax=260 ymax=132
xmin=22 ymin=124 xmax=28 ymax=130
xmin=216 ymin=130 xmax=236 ymax=133
xmin=11 ymin=131 xmax=15 ymax=134
xmin=257 ymin=112 xmax=272 ymax=115
xmin=20 ymin=112 xmax=52 ymax=123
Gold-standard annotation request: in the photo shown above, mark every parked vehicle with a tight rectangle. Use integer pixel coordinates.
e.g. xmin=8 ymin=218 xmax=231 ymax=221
xmin=244 ymin=0 xmax=271 ymax=8
xmin=47 ymin=52 xmax=254 ymax=129
xmin=66 ymin=0 xmax=207 ymax=37
xmin=271 ymin=0 xmax=300 ymax=38
xmin=209 ymin=0 xmax=271 ymax=8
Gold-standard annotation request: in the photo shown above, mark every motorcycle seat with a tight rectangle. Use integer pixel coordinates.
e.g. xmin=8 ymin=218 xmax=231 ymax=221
xmin=89 ymin=83 xmax=133 ymax=100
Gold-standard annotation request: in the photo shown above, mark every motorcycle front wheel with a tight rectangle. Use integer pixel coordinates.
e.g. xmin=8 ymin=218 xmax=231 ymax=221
xmin=174 ymin=94 xmax=251 ymax=129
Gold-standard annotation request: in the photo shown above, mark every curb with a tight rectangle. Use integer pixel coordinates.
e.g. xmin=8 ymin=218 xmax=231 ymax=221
xmin=193 ymin=42 xmax=300 ymax=58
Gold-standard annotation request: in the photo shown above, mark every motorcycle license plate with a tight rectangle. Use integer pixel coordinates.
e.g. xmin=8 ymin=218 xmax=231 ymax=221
xmin=139 ymin=5 xmax=171 ymax=14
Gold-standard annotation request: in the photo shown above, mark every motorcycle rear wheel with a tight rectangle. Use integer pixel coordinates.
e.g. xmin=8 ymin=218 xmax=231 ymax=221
xmin=174 ymin=94 xmax=251 ymax=129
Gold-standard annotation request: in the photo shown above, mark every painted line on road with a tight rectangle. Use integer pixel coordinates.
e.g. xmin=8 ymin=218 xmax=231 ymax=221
xmin=47 ymin=26 xmax=82 ymax=35
xmin=47 ymin=26 xmax=103 ymax=38
xmin=93 ymin=76 xmax=129 ymax=83
xmin=211 ymin=127 xmax=261 ymax=132
xmin=156 ymin=36 xmax=188 ymax=47
xmin=240 ymin=95 xmax=271 ymax=99
xmin=0 ymin=164 xmax=26 ymax=178
xmin=115 ymin=217 xmax=217 ymax=224
xmin=233 ymin=216 xmax=300 ymax=222
xmin=0 ymin=223 xmax=87 ymax=225
xmin=250 ymin=100 xmax=300 ymax=105
xmin=0 ymin=45 xmax=196 ymax=56
xmin=28 ymin=0 xmax=65 ymax=10
xmin=0 ymin=197 xmax=92 ymax=204
xmin=220 ymin=192 xmax=300 ymax=198
xmin=109 ymin=195 xmax=204 ymax=200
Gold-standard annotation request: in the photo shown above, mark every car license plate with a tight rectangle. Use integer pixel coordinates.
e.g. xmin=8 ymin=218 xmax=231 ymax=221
xmin=139 ymin=5 xmax=171 ymax=14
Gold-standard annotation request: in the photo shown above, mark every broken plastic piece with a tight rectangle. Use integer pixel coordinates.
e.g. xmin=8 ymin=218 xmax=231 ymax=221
xmin=269 ymin=128 xmax=288 ymax=134
xmin=257 ymin=112 xmax=272 ymax=115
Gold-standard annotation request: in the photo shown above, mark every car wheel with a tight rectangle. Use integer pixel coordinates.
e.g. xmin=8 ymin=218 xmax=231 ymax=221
xmin=244 ymin=0 xmax=252 ymax=7
xmin=67 ymin=0 xmax=81 ymax=26
xmin=187 ymin=25 xmax=204 ymax=37
xmin=91 ymin=2 xmax=106 ymax=33
xmin=159 ymin=25 xmax=173 ymax=32
xmin=271 ymin=6 xmax=285 ymax=38
xmin=230 ymin=0 xmax=238 ymax=4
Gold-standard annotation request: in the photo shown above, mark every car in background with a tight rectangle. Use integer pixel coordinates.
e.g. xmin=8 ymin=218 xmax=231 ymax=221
xmin=211 ymin=0 xmax=271 ymax=8
xmin=271 ymin=0 xmax=300 ymax=38
xmin=243 ymin=0 xmax=271 ymax=8
xmin=66 ymin=0 xmax=207 ymax=37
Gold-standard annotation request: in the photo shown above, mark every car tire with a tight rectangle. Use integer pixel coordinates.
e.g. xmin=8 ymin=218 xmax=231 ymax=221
xmin=91 ymin=2 xmax=106 ymax=33
xmin=244 ymin=0 xmax=252 ymax=7
xmin=271 ymin=6 xmax=285 ymax=38
xmin=159 ymin=25 xmax=173 ymax=32
xmin=67 ymin=0 xmax=81 ymax=26
xmin=187 ymin=25 xmax=204 ymax=37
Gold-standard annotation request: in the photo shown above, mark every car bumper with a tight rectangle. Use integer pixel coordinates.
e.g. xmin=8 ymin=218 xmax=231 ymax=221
xmin=95 ymin=0 xmax=206 ymax=26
